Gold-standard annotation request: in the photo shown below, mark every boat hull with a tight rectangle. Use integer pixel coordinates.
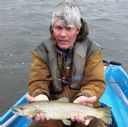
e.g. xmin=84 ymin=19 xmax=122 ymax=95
xmin=0 ymin=64 xmax=128 ymax=127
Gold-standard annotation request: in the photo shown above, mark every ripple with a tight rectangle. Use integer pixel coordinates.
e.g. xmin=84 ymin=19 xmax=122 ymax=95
xmin=0 ymin=63 xmax=30 ymax=70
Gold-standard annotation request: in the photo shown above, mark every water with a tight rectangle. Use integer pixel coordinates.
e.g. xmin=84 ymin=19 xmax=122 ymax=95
xmin=0 ymin=0 xmax=128 ymax=115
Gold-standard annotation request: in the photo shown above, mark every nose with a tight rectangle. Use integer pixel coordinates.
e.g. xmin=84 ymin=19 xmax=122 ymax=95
xmin=60 ymin=29 xmax=67 ymax=38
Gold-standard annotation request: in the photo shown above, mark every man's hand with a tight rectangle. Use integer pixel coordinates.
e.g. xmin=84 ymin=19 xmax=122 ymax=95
xmin=26 ymin=94 xmax=49 ymax=121
xmin=71 ymin=96 xmax=97 ymax=125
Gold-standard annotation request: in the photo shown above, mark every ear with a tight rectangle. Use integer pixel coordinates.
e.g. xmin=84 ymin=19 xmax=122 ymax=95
xmin=50 ymin=25 xmax=53 ymax=34
xmin=76 ymin=28 xmax=80 ymax=35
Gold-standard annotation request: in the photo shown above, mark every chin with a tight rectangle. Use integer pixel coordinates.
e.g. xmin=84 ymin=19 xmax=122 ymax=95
xmin=60 ymin=46 xmax=70 ymax=49
xmin=58 ymin=45 xmax=70 ymax=49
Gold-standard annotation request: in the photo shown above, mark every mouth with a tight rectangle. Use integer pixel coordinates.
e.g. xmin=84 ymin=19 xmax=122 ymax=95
xmin=59 ymin=40 xmax=69 ymax=44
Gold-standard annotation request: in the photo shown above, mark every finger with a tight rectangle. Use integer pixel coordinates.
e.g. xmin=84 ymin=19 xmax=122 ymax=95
xmin=73 ymin=99 xmax=78 ymax=103
xmin=40 ymin=113 xmax=46 ymax=121
xmin=71 ymin=115 xmax=85 ymax=124
xmin=74 ymin=98 xmax=86 ymax=104
xmin=87 ymin=96 xmax=97 ymax=103
xmin=35 ymin=114 xmax=46 ymax=122
xmin=76 ymin=99 xmax=87 ymax=105
xmin=34 ymin=94 xmax=49 ymax=101
xmin=74 ymin=115 xmax=79 ymax=121
xmin=85 ymin=119 xmax=90 ymax=125
xmin=35 ymin=114 xmax=40 ymax=121
xmin=26 ymin=94 xmax=35 ymax=102
xmin=74 ymin=96 xmax=88 ymax=104
xmin=27 ymin=115 xmax=33 ymax=120
xmin=71 ymin=115 xmax=78 ymax=122
xmin=78 ymin=96 xmax=97 ymax=105
xmin=71 ymin=116 xmax=75 ymax=121
xmin=86 ymin=102 xmax=93 ymax=107
xmin=77 ymin=115 xmax=85 ymax=123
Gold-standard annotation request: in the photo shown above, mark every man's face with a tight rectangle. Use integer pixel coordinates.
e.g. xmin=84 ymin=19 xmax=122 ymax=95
xmin=52 ymin=20 xmax=80 ymax=49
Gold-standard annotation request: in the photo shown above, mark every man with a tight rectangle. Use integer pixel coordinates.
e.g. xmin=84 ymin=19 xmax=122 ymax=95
xmin=27 ymin=0 xmax=106 ymax=127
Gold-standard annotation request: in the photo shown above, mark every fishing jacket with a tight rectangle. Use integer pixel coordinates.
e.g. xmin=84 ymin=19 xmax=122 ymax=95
xmin=28 ymin=19 xmax=106 ymax=106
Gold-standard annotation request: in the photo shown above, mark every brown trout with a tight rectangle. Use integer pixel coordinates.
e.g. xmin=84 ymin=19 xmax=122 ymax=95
xmin=12 ymin=98 xmax=112 ymax=125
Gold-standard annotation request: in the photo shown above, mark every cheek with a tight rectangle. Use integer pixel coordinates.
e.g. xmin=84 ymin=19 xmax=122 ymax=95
xmin=52 ymin=30 xmax=59 ymax=40
xmin=70 ymin=33 xmax=78 ymax=42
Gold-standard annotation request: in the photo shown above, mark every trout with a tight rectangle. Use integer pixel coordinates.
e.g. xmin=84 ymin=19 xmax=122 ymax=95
xmin=12 ymin=98 xmax=112 ymax=125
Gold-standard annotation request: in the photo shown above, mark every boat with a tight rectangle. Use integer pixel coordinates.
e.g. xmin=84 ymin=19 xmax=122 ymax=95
xmin=0 ymin=61 xmax=128 ymax=127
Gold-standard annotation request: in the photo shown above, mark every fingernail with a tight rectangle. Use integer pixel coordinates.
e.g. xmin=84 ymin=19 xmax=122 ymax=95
xmin=71 ymin=117 xmax=75 ymax=121
xmin=85 ymin=120 xmax=90 ymax=125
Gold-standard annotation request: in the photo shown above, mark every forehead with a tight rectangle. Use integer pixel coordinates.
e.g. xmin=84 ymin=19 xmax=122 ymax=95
xmin=53 ymin=19 xmax=76 ymax=28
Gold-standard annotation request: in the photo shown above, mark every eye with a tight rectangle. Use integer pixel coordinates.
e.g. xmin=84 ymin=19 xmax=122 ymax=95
xmin=66 ymin=27 xmax=72 ymax=31
xmin=54 ymin=26 xmax=62 ymax=31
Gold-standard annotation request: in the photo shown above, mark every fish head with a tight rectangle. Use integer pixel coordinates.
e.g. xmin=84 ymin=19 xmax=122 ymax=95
xmin=12 ymin=103 xmax=37 ymax=116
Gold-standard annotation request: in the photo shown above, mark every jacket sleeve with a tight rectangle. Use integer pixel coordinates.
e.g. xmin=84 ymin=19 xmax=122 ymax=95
xmin=78 ymin=49 xmax=106 ymax=101
xmin=28 ymin=51 xmax=51 ymax=98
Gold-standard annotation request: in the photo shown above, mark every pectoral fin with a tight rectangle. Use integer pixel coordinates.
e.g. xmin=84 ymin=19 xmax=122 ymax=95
xmin=80 ymin=116 xmax=93 ymax=125
xmin=62 ymin=119 xmax=71 ymax=126
xmin=85 ymin=116 xmax=93 ymax=122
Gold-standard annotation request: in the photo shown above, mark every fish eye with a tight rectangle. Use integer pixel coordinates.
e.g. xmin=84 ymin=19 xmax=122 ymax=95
xmin=20 ymin=107 xmax=25 ymax=110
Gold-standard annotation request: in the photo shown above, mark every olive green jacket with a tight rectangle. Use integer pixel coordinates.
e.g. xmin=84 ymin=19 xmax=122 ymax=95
xmin=28 ymin=19 xmax=106 ymax=106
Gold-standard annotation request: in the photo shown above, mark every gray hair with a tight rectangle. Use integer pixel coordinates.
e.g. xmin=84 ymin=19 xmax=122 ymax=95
xmin=51 ymin=0 xmax=81 ymax=29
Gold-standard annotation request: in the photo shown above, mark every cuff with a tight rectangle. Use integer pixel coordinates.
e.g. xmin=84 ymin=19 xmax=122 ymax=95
xmin=75 ymin=93 xmax=91 ymax=100
xmin=31 ymin=89 xmax=51 ymax=100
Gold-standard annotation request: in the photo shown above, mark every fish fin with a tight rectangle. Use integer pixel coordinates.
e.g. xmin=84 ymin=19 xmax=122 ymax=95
xmin=97 ymin=107 xmax=112 ymax=124
xmin=62 ymin=119 xmax=71 ymax=126
xmin=86 ymin=116 xmax=93 ymax=121
xmin=57 ymin=97 xmax=70 ymax=103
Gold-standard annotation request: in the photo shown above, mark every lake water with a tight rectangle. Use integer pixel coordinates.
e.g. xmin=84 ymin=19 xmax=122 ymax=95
xmin=0 ymin=0 xmax=128 ymax=115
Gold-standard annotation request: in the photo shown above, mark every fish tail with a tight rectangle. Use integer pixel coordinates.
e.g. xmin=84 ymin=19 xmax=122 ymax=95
xmin=97 ymin=107 xmax=112 ymax=124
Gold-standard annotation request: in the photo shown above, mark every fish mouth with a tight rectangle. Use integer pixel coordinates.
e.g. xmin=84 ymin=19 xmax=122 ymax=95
xmin=12 ymin=107 xmax=23 ymax=116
